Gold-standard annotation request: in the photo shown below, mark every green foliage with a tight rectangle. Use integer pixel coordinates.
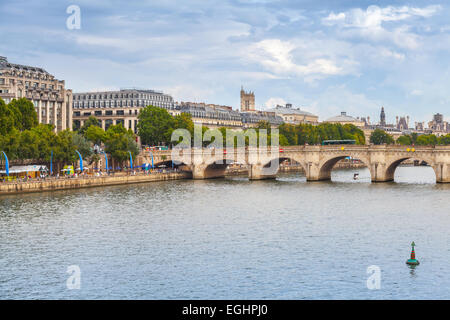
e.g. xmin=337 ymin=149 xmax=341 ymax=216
xmin=369 ymin=129 xmax=394 ymax=145
xmin=78 ymin=116 xmax=100 ymax=135
xmin=438 ymin=134 xmax=450 ymax=145
xmin=278 ymin=123 xmax=365 ymax=146
xmin=8 ymin=98 xmax=38 ymax=130
xmin=85 ymin=125 xmax=106 ymax=145
xmin=137 ymin=106 xmax=175 ymax=145
xmin=0 ymin=98 xmax=16 ymax=135
xmin=104 ymin=124 xmax=140 ymax=164
xmin=396 ymin=135 xmax=412 ymax=145
xmin=416 ymin=134 xmax=437 ymax=146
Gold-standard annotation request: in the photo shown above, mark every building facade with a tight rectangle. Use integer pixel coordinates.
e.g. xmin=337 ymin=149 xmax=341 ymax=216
xmin=266 ymin=103 xmax=319 ymax=125
xmin=176 ymin=102 xmax=242 ymax=128
xmin=0 ymin=56 xmax=73 ymax=132
xmin=240 ymin=111 xmax=284 ymax=128
xmin=72 ymin=88 xmax=175 ymax=133
xmin=427 ymin=113 xmax=449 ymax=135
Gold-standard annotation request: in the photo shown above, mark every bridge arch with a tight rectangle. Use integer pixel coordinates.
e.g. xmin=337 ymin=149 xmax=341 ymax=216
xmin=318 ymin=153 xmax=370 ymax=181
xmin=384 ymin=156 xmax=437 ymax=182
xmin=262 ymin=156 xmax=308 ymax=175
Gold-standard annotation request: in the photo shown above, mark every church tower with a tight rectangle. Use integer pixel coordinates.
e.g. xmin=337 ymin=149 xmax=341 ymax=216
xmin=380 ymin=107 xmax=386 ymax=126
xmin=240 ymin=86 xmax=255 ymax=112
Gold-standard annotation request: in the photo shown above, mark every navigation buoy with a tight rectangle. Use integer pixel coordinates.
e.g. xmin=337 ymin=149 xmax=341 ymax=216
xmin=406 ymin=241 xmax=420 ymax=265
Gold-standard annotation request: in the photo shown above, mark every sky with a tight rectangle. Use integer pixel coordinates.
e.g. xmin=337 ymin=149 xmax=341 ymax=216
xmin=1 ymin=0 xmax=450 ymax=124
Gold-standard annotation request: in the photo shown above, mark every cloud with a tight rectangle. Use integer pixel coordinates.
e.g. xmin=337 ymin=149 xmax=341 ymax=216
xmin=246 ymin=39 xmax=356 ymax=80
xmin=264 ymin=97 xmax=287 ymax=109
xmin=322 ymin=5 xmax=441 ymax=49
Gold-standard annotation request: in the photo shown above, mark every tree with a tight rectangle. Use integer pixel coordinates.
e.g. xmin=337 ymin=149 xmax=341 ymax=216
xmin=78 ymin=116 xmax=100 ymax=135
xmin=72 ymin=132 xmax=93 ymax=159
xmin=0 ymin=98 xmax=16 ymax=135
xmin=8 ymin=98 xmax=38 ymax=130
xmin=104 ymin=124 xmax=140 ymax=166
xmin=137 ymin=106 xmax=174 ymax=145
xmin=416 ymin=134 xmax=437 ymax=146
xmin=85 ymin=125 xmax=106 ymax=146
xmin=396 ymin=135 xmax=412 ymax=145
xmin=370 ymin=129 xmax=394 ymax=145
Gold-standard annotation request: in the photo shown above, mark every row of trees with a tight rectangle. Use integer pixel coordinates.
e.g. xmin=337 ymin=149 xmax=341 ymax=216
xmin=0 ymin=98 xmax=139 ymax=171
xmin=136 ymin=106 xmax=367 ymax=147
xmin=369 ymin=129 xmax=450 ymax=146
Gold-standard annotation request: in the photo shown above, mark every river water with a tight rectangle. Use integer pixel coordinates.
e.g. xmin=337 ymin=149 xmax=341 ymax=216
xmin=1 ymin=166 xmax=449 ymax=299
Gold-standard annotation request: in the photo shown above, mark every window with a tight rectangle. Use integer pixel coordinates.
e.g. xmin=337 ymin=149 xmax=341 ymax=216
xmin=116 ymin=110 xmax=124 ymax=116
xmin=74 ymin=111 xmax=80 ymax=116
xmin=105 ymin=110 xmax=113 ymax=116
xmin=95 ymin=111 xmax=102 ymax=116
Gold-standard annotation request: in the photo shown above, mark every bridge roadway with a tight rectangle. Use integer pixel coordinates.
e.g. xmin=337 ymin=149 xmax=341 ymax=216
xmin=141 ymin=145 xmax=450 ymax=182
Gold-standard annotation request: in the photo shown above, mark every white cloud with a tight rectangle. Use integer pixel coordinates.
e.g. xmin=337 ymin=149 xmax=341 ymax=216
xmin=246 ymin=39 xmax=355 ymax=80
xmin=323 ymin=5 xmax=441 ymax=49
xmin=264 ymin=97 xmax=286 ymax=109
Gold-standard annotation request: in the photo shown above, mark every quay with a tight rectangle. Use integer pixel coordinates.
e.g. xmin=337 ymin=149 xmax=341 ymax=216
xmin=0 ymin=172 xmax=191 ymax=195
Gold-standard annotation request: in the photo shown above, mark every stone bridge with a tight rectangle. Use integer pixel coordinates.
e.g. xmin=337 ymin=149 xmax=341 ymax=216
xmin=139 ymin=145 xmax=450 ymax=183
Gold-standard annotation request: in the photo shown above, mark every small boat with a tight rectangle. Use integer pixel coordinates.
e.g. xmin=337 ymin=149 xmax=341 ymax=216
xmin=353 ymin=173 xmax=359 ymax=180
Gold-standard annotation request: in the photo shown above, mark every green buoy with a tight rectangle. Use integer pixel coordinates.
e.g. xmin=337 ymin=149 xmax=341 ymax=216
xmin=406 ymin=241 xmax=420 ymax=265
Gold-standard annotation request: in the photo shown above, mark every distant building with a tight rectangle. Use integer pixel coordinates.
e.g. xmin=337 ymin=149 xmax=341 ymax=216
xmin=396 ymin=116 xmax=410 ymax=131
xmin=266 ymin=103 xmax=319 ymax=125
xmin=428 ymin=113 xmax=449 ymax=135
xmin=324 ymin=112 xmax=365 ymax=128
xmin=240 ymin=86 xmax=255 ymax=112
xmin=240 ymin=110 xmax=284 ymax=128
xmin=380 ymin=107 xmax=386 ymax=127
xmin=72 ymin=88 xmax=174 ymax=133
xmin=0 ymin=56 xmax=73 ymax=132
xmin=176 ymin=102 xmax=242 ymax=128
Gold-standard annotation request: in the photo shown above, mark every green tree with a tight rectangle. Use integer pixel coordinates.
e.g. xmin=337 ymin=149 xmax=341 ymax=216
xmin=396 ymin=135 xmax=412 ymax=145
xmin=416 ymin=134 xmax=437 ymax=146
xmin=78 ymin=116 xmax=100 ymax=135
xmin=0 ymin=98 xmax=16 ymax=135
xmin=85 ymin=125 xmax=106 ymax=146
xmin=104 ymin=124 xmax=140 ymax=166
xmin=8 ymin=98 xmax=38 ymax=130
xmin=137 ymin=106 xmax=174 ymax=145
xmin=370 ymin=129 xmax=394 ymax=145
xmin=72 ymin=132 xmax=93 ymax=159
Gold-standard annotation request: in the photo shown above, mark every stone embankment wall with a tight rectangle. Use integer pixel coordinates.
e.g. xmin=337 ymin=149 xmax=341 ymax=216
xmin=0 ymin=172 xmax=191 ymax=195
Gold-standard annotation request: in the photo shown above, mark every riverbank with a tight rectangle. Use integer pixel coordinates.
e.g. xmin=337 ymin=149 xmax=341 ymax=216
xmin=0 ymin=172 xmax=191 ymax=195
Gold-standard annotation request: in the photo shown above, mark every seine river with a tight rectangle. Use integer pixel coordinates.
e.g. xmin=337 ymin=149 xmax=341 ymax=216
xmin=1 ymin=166 xmax=450 ymax=299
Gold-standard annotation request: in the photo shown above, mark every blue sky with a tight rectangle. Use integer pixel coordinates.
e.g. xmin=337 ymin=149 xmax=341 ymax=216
xmin=1 ymin=0 xmax=450 ymax=124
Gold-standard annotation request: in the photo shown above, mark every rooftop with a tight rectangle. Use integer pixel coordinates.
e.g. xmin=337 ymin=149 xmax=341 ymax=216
xmin=267 ymin=104 xmax=316 ymax=116
xmin=325 ymin=112 xmax=363 ymax=123
xmin=0 ymin=56 xmax=49 ymax=74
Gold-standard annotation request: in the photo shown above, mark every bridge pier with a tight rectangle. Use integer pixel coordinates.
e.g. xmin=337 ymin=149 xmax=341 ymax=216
xmin=192 ymin=164 xmax=228 ymax=179
xmin=435 ymin=163 xmax=450 ymax=183
xmin=248 ymin=164 xmax=277 ymax=180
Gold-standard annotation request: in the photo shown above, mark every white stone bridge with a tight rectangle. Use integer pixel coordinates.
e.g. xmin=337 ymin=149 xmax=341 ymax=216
xmin=140 ymin=145 xmax=450 ymax=183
